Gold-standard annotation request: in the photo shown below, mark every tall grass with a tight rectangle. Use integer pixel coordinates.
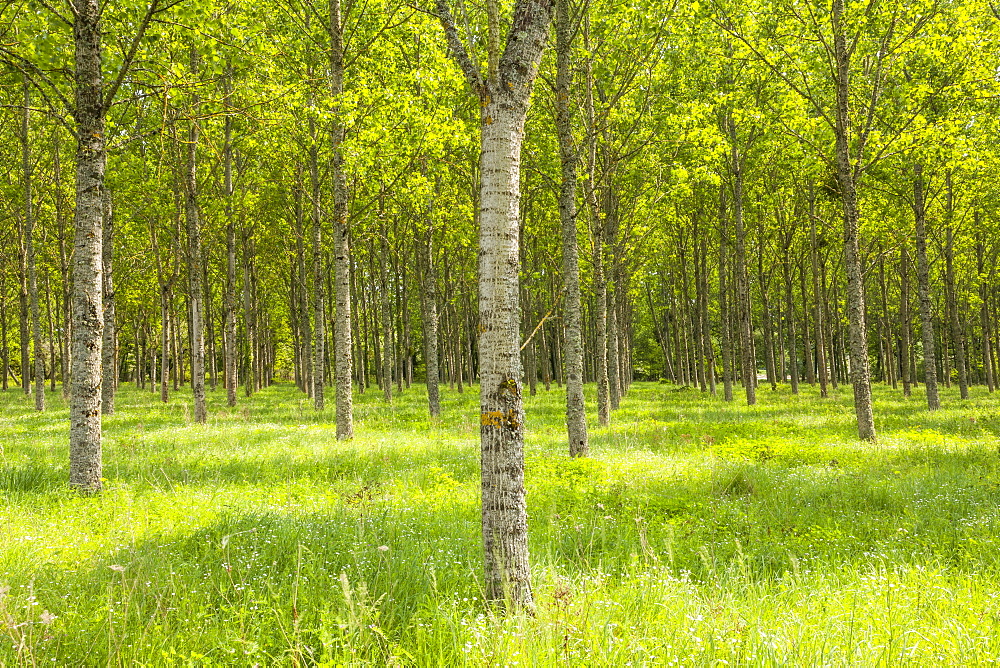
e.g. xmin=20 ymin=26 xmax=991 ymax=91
xmin=2 ymin=381 xmax=1000 ymax=665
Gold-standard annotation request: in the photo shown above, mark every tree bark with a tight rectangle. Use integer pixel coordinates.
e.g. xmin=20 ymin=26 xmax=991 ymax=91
xmin=70 ymin=0 xmax=106 ymax=493
xmin=555 ymin=0 xmax=588 ymax=456
xmin=101 ymin=189 xmax=116 ymax=414
xmin=310 ymin=114 xmax=326 ymax=410
xmin=437 ymin=0 xmax=552 ymax=612
xmin=728 ymin=118 xmax=755 ymax=406
xmin=811 ymin=216 xmax=828 ymax=398
xmin=223 ymin=71 xmax=238 ymax=408
xmin=185 ymin=54 xmax=207 ymax=424
xmin=977 ymin=233 xmax=994 ymax=393
xmin=944 ymin=177 xmax=968 ymax=400
xmin=833 ymin=0 xmax=876 ymax=440
xmin=719 ymin=188 xmax=734 ymax=401
xmin=330 ymin=0 xmax=353 ymax=438
xmin=419 ymin=227 xmax=440 ymax=417
xmin=899 ymin=244 xmax=912 ymax=396
xmin=913 ymin=162 xmax=939 ymax=410
xmin=783 ymin=239 xmax=799 ymax=395
xmin=23 ymin=80 xmax=45 ymax=411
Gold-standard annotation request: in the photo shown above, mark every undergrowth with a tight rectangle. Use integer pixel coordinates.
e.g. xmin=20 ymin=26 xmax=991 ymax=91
xmin=2 ymin=381 xmax=1000 ymax=665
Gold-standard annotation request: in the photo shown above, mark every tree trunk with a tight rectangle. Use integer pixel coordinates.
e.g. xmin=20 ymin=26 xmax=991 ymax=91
xmin=833 ymin=0 xmax=876 ymax=440
xmin=310 ymin=116 xmax=326 ymax=410
xmin=899 ymin=245 xmax=912 ymax=397
xmin=977 ymin=234 xmax=994 ymax=393
xmin=380 ymin=246 xmax=393 ymax=404
xmin=784 ymin=244 xmax=799 ymax=395
xmin=811 ymin=217 xmax=828 ymax=398
xmin=101 ymin=189 xmax=116 ymax=414
xmin=436 ymin=0 xmax=552 ymax=612
xmin=420 ymin=228 xmax=440 ymax=417
xmin=185 ymin=59 xmax=207 ymax=424
xmin=913 ymin=162 xmax=939 ymax=410
xmin=700 ymin=235 xmax=717 ymax=396
xmin=719 ymin=190 xmax=734 ymax=401
xmin=728 ymin=123 xmax=755 ymax=406
xmin=944 ymin=179 xmax=968 ymax=400
xmin=70 ymin=0 xmax=106 ymax=492
xmin=555 ymin=0 xmax=588 ymax=454
xmin=23 ymin=81 xmax=45 ymax=411
xmin=330 ymin=0 xmax=353 ymax=438
xmin=222 ymin=75 xmax=238 ymax=407
xmin=1 ymin=274 xmax=8 ymax=391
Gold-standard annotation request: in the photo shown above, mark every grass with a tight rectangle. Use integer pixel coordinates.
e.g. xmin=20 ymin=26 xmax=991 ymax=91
xmin=3 ymin=379 xmax=1000 ymax=665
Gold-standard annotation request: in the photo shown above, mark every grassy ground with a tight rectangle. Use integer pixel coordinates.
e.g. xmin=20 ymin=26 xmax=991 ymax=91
xmin=3 ymin=379 xmax=1000 ymax=666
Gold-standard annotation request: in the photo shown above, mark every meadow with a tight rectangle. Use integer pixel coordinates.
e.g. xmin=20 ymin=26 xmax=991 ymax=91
xmin=3 ymin=380 xmax=1000 ymax=666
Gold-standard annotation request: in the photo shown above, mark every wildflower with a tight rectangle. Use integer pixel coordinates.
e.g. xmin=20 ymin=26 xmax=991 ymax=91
xmin=377 ymin=545 xmax=389 ymax=552
xmin=39 ymin=611 xmax=56 ymax=625
xmin=109 ymin=564 xmax=125 ymax=572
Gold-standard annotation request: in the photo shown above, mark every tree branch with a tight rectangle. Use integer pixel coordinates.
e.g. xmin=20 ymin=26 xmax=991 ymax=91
xmin=434 ymin=0 xmax=484 ymax=96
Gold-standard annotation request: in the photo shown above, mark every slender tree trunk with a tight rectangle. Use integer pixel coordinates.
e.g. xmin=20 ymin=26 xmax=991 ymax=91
xmin=420 ymin=228 xmax=440 ymax=417
xmin=811 ymin=217 xmax=828 ymax=398
xmin=945 ymin=182 xmax=968 ymax=399
xmin=222 ymin=73 xmax=238 ymax=407
xmin=719 ymin=192 xmax=734 ymax=401
xmin=978 ymin=235 xmax=994 ymax=393
xmin=833 ymin=0 xmax=876 ymax=439
xmin=185 ymin=55 xmax=207 ymax=424
xmin=437 ymin=0 xmax=552 ymax=611
xmin=728 ymin=124 xmax=755 ymax=406
xmin=310 ymin=116 xmax=326 ymax=410
xmin=330 ymin=0 xmax=353 ymax=438
xmin=899 ymin=245 xmax=912 ymax=397
xmin=784 ymin=248 xmax=799 ymax=395
xmin=913 ymin=162 xmax=939 ymax=410
xmin=380 ymin=247 xmax=393 ymax=404
xmin=607 ymin=274 xmax=621 ymax=407
xmin=23 ymin=81 xmax=44 ymax=411
xmin=69 ymin=0 xmax=106 ymax=492
xmin=758 ymin=247 xmax=776 ymax=391
xmin=583 ymin=45 xmax=610 ymax=425
xmin=700 ymin=236 xmax=717 ymax=396
xmin=54 ymin=129 xmax=72 ymax=398
xmin=101 ymin=189 xmax=116 ymax=414
xmin=1 ymin=275 xmax=8 ymax=390
xmin=555 ymin=0 xmax=587 ymax=455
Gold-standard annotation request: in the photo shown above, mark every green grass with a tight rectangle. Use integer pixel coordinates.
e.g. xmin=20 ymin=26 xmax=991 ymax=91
xmin=3 ymin=379 xmax=1000 ymax=665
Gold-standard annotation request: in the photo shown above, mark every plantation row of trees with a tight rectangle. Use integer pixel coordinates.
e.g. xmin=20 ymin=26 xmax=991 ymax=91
xmin=2 ymin=0 xmax=999 ymax=609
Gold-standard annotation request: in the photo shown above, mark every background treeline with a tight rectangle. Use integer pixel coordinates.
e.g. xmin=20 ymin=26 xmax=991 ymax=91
xmin=1 ymin=0 xmax=999 ymax=421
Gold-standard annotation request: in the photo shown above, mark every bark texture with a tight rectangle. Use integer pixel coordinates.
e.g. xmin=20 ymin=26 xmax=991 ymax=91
xmin=23 ymin=81 xmax=44 ymax=411
xmin=224 ymin=74 xmax=238 ymax=407
xmin=101 ymin=189 xmax=116 ymax=414
xmin=420 ymin=229 xmax=440 ymax=417
xmin=833 ymin=0 xmax=876 ymax=440
xmin=913 ymin=162 xmax=939 ymax=410
xmin=437 ymin=0 xmax=553 ymax=611
xmin=185 ymin=60 xmax=207 ymax=424
xmin=330 ymin=0 xmax=353 ymax=438
xmin=70 ymin=0 xmax=105 ymax=493
xmin=555 ymin=0 xmax=588 ymax=457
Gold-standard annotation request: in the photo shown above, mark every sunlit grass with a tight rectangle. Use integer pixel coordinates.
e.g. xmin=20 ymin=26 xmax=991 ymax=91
xmin=3 ymin=379 xmax=1000 ymax=665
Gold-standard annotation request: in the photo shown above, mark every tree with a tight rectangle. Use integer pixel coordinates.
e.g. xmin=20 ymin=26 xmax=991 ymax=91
xmin=436 ymin=0 xmax=554 ymax=611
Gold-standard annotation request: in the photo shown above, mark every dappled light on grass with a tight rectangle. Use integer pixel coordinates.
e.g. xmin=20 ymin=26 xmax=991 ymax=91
xmin=3 ymin=382 xmax=1000 ymax=663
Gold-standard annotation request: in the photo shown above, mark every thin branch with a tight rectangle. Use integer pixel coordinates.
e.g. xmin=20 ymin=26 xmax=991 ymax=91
xmin=434 ymin=0 xmax=484 ymax=96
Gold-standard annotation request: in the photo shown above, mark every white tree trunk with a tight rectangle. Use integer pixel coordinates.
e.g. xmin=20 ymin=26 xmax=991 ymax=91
xmin=70 ymin=0 xmax=105 ymax=493
xmin=186 ymin=71 xmax=206 ymax=424
xmin=101 ymin=189 xmax=116 ymax=414
xmin=331 ymin=0 xmax=353 ymax=438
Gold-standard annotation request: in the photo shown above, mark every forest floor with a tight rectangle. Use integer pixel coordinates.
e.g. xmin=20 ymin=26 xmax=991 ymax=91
xmin=3 ymin=380 xmax=1000 ymax=665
